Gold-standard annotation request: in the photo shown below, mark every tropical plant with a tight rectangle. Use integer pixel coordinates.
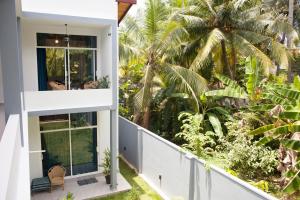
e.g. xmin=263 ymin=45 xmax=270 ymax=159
xmin=97 ymin=76 xmax=110 ymax=89
xmin=102 ymin=148 xmax=111 ymax=176
xmin=120 ymin=0 xmax=208 ymax=128
xmin=205 ymin=73 xmax=248 ymax=99
xmin=175 ymin=0 xmax=297 ymax=79
xmin=224 ymin=120 xmax=279 ymax=180
xmin=176 ymin=112 xmax=214 ymax=157
xmin=61 ymin=192 xmax=74 ymax=200
xmin=249 ymin=76 xmax=300 ymax=196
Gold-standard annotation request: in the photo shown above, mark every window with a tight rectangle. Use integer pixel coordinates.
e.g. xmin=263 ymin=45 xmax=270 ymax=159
xmin=40 ymin=112 xmax=98 ymax=176
xmin=36 ymin=33 xmax=97 ymax=90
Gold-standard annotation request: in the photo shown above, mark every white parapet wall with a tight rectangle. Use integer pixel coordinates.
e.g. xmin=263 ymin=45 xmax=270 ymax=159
xmin=0 ymin=115 xmax=30 ymax=200
xmin=119 ymin=117 xmax=278 ymax=200
xmin=24 ymin=89 xmax=112 ymax=115
xmin=21 ymin=0 xmax=117 ymax=20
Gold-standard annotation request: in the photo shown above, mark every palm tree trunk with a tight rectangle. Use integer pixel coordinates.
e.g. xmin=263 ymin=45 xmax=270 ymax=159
xmin=276 ymin=33 xmax=286 ymax=75
xmin=142 ymin=106 xmax=151 ymax=129
xmin=287 ymin=0 xmax=294 ymax=82
xmin=221 ymin=40 xmax=233 ymax=79
xmin=133 ymin=112 xmax=141 ymax=124
xmin=230 ymin=41 xmax=236 ymax=80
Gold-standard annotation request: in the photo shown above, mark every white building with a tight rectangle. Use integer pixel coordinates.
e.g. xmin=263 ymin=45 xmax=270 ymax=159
xmin=0 ymin=0 xmax=136 ymax=199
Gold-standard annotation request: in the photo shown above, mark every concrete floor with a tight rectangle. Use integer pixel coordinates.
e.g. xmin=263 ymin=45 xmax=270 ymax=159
xmin=31 ymin=173 xmax=131 ymax=200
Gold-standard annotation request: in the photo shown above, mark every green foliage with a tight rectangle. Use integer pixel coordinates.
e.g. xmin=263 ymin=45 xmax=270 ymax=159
xmin=126 ymin=187 xmax=140 ymax=200
xmin=205 ymin=74 xmax=248 ymax=99
xmin=98 ymin=159 xmax=161 ymax=200
xmin=281 ymin=139 xmax=300 ymax=152
xmin=176 ymin=112 xmax=216 ymax=157
xmin=118 ymin=0 xmax=300 ymax=198
xmin=207 ymin=113 xmax=223 ymax=137
xmin=97 ymin=76 xmax=110 ymax=89
xmin=249 ymin=78 xmax=300 ymax=195
xmin=249 ymin=180 xmax=269 ymax=192
xmin=102 ymin=148 xmax=111 ymax=176
xmin=61 ymin=192 xmax=74 ymax=200
xmin=224 ymin=120 xmax=279 ymax=180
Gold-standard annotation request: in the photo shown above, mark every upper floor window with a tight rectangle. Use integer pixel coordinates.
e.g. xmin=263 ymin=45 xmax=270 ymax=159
xmin=36 ymin=33 xmax=98 ymax=91
xmin=37 ymin=33 xmax=97 ymax=48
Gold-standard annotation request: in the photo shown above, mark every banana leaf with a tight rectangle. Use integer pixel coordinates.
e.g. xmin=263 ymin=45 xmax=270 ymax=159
xmin=281 ymin=139 xmax=300 ymax=152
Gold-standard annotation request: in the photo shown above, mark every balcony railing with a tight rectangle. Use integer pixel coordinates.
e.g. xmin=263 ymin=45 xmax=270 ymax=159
xmin=24 ymin=89 xmax=112 ymax=115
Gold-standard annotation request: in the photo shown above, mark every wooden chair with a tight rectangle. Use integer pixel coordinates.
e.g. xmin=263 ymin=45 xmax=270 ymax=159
xmin=48 ymin=165 xmax=66 ymax=191
xmin=83 ymin=80 xmax=99 ymax=89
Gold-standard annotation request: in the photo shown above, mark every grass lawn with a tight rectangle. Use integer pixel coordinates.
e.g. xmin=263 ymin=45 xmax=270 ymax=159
xmin=97 ymin=159 xmax=162 ymax=200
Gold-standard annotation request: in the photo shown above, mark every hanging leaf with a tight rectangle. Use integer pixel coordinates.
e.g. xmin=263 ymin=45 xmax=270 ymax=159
xmin=215 ymin=74 xmax=247 ymax=96
xmin=283 ymin=170 xmax=300 ymax=195
xmin=208 ymin=106 xmax=232 ymax=120
xmin=281 ymin=139 xmax=300 ymax=152
xmin=207 ymin=113 xmax=223 ymax=137
xmin=280 ymin=111 xmax=300 ymax=120
xmin=249 ymin=104 xmax=277 ymax=112
xmin=249 ymin=124 xmax=275 ymax=135
xmin=256 ymin=136 xmax=274 ymax=146
xmin=205 ymin=88 xmax=248 ymax=99
xmin=262 ymin=93 xmax=292 ymax=105
xmin=275 ymin=88 xmax=300 ymax=101
xmin=293 ymin=76 xmax=300 ymax=91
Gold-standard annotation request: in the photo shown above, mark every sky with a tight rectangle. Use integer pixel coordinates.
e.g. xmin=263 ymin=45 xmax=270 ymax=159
xmin=128 ymin=0 xmax=146 ymax=16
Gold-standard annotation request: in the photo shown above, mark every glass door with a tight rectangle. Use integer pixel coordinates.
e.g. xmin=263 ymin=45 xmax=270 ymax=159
xmin=40 ymin=112 xmax=98 ymax=177
xmin=37 ymin=48 xmax=66 ymax=91
xmin=69 ymin=49 xmax=96 ymax=89
xmin=71 ymin=128 xmax=98 ymax=175
xmin=41 ymin=131 xmax=71 ymax=176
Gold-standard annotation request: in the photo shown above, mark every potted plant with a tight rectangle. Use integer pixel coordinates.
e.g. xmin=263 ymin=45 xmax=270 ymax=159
xmin=103 ymin=148 xmax=111 ymax=184
xmin=97 ymin=75 xmax=110 ymax=89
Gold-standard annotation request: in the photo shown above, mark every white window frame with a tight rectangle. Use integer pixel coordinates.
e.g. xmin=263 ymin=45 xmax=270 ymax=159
xmin=39 ymin=113 xmax=98 ymax=177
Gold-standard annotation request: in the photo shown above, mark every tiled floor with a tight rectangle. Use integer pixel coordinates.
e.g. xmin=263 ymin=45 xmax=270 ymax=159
xmin=31 ymin=173 xmax=131 ymax=200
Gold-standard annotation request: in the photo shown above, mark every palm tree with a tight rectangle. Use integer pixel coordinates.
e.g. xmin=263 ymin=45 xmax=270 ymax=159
xmin=288 ymin=0 xmax=295 ymax=82
xmin=119 ymin=0 xmax=207 ymax=128
xmin=175 ymin=0 xmax=298 ymax=80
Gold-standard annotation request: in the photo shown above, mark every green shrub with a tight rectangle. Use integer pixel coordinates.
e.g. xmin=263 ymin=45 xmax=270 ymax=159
xmin=126 ymin=187 xmax=140 ymax=200
xmin=224 ymin=120 xmax=279 ymax=179
xmin=61 ymin=192 xmax=74 ymax=200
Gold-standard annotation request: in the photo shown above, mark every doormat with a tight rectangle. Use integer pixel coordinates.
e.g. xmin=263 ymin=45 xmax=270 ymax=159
xmin=77 ymin=177 xmax=98 ymax=186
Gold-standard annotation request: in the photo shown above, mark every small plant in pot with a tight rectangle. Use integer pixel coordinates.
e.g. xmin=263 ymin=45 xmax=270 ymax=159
xmin=103 ymin=148 xmax=111 ymax=184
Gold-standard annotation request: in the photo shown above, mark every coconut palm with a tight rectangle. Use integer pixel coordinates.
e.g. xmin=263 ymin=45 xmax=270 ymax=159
xmin=175 ymin=0 xmax=298 ymax=80
xmin=119 ymin=0 xmax=208 ymax=128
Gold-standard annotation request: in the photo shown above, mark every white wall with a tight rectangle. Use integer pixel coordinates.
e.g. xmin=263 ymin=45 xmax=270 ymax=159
xmin=98 ymin=110 xmax=111 ymax=170
xmin=100 ymin=26 xmax=113 ymax=84
xmin=21 ymin=0 xmax=117 ymax=20
xmin=21 ymin=21 xmax=111 ymax=91
xmin=119 ymin=117 xmax=278 ymax=200
xmin=28 ymin=110 xmax=111 ymax=180
xmin=0 ymin=115 xmax=30 ymax=200
xmin=24 ymin=89 xmax=112 ymax=115
xmin=28 ymin=116 xmax=43 ymax=180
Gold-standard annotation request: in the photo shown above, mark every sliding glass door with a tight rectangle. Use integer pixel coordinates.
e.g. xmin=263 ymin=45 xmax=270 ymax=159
xmin=41 ymin=131 xmax=71 ymax=176
xmin=40 ymin=112 xmax=98 ymax=177
xmin=69 ymin=49 xmax=96 ymax=89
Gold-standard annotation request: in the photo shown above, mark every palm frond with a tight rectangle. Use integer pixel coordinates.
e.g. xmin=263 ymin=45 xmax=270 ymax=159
xmin=163 ymin=64 xmax=208 ymax=112
xmin=190 ymin=28 xmax=225 ymax=71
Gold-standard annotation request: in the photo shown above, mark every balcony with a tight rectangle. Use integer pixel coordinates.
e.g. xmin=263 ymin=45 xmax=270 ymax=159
xmin=24 ymin=89 xmax=112 ymax=116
